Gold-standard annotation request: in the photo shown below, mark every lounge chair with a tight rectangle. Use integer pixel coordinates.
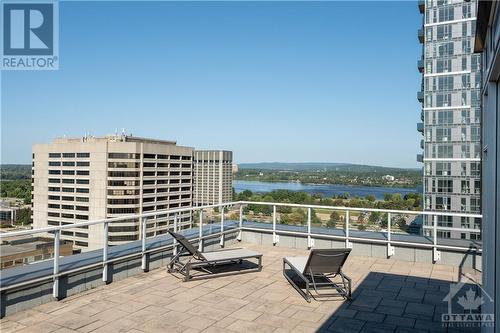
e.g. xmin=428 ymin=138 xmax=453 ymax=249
xmin=283 ymin=249 xmax=352 ymax=302
xmin=166 ymin=231 xmax=263 ymax=281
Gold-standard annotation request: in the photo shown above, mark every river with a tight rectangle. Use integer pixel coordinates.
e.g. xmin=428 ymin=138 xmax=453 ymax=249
xmin=234 ymin=180 xmax=420 ymax=200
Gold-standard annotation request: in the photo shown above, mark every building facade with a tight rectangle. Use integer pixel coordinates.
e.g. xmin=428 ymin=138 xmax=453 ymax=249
xmin=417 ymin=0 xmax=482 ymax=239
xmin=474 ymin=1 xmax=499 ymax=330
xmin=32 ymin=135 xmax=194 ymax=251
xmin=193 ymin=150 xmax=233 ymax=206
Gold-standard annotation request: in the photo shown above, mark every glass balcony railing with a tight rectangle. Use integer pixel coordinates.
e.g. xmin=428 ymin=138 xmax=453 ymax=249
xmin=417 ymin=122 xmax=424 ymax=133
xmin=417 ymin=91 xmax=424 ymax=103
xmin=418 ymin=0 xmax=425 ymax=14
xmin=417 ymin=58 xmax=424 ymax=73
xmin=418 ymin=28 xmax=424 ymax=43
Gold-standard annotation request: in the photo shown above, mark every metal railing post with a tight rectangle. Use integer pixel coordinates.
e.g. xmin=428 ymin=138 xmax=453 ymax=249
xmin=307 ymin=207 xmax=313 ymax=248
xmin=345 ymin=210 xmax=352 ymax=248
xmin=237 ymin=205 xmax=243 ymax=241
xmin=173 ymin=213 xmax=178 ymax=256
xmin=220 ymin=206 xmax=225 ymax=247
xmin=433 ymin=215 xmax=441 ymax=262
xmin=103 ymin=222 xmax=109 ymax=282
xmin=53 ymin=230 xmax=60 ymax=299
xmin=272 ymin=205 xmax=278 ymax=245
xmin=198 ymin=210 xmax=203 ymax=252
xmin=141 ymin=217 xmax=148 ymax=271
xmin=387 ymin=213 xmax=394 ymax=257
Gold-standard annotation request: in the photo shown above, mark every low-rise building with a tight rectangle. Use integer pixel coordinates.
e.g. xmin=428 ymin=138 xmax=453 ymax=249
xmin=0 ymin=236 xmax=73 ymax=269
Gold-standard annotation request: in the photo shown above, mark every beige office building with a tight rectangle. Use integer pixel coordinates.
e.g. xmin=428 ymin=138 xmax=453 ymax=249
xmin=193 ymin=150 xmax=233 ymax=206
xmin=32 ymin=135 xmax=194 ymax=251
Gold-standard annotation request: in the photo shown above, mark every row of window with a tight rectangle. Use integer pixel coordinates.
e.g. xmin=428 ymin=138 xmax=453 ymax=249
xmin=49 ymin=153 xmax=90 ymax=158
xmin=48 ymin=178 xmax=90 ymax=184
xmin=48 ymin=204 xmax=89 ymax=211
xmin=47 ymin=212 xmax=89 ymax=220
xmin=48 ymin=195 xmax=89 ymax=202
xmin=108 ymin=153 xmax=190 ymax=160
xmin=48 ymin=187 xmax=90 ymax=193
xmin=48 ymin=161 xmax=90 ymax=167
xmin=107 ymin=202 xmax=190 ymax=214
xmin=48 ymin=220 xmax=88 ymax=229
xmin=49 ymin=170 xmax=90 ymax=176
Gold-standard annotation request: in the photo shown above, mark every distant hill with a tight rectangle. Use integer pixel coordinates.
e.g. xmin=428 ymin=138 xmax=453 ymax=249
xmin=238 ymin=162 xmax=419 ymax=173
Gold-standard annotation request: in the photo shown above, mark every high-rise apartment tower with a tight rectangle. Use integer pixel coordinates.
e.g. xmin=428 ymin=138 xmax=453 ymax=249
xmin=417 ymin=0 xmax=481 ymax=239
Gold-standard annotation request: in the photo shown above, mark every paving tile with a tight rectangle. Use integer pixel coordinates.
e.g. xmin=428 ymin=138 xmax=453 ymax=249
xmin=404 ymin=302 xmax=435 ymax=317
xmin=355 ymin=311 xmax=385 ymax=323
xmin=328 ymin=317 xmax=365 ymax=333
xmin=375 ymin=305 xmax=404 ymax=317
xmin=50 ymin=312 xmax=99 ymax=330
xmin=179 ymin=315 xmax=215 ymax=330
xmin=226 ymin=319 xmax=276 ymax=333
xmin=229 ymin=308 xmax=263 ymax=321
xmin=253 ymin=313 xmax=301 ymax=330
xmin=384 ymin=315 xmax=415 ymax=328
xmin=291 ymin=310 xmax=325 ymax=323
xmin=360 ymin=322 xmax=396 ymax=333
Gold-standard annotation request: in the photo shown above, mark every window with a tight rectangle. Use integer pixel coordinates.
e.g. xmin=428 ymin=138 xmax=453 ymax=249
xmin=108 ymin=162 xmax=139 ymax=168
xmin=107 ymin=208 xmax=139 ymax=214
xmin=62 ymin=187 xmax=75 ymax=193
xmin=76 ymin=161 xmax=90 ymax=167
xmin=143 ymin=163 xmax=155 ymax=168
xmin=76 ymin=179 xmax=89 ymax=185
xmin=75 ymin=214 xmax=89 ymax=220
xmin=49 ymin=170 xmax=61 ymax=175
xmin=61 ymin=213 xmax=74 ymax=219
xmin=76 ymin=188 xmax=89 ymax=193
xmin=108 ymin=180 xmax=140 ymax=186
xmin=437 ymin=180 xmax=452 ymax=193
xmin=61 ymin=205 xmax=74 ymax=210
xmin=49 ymin=153 xmax=61 ymax=158
xmin=108 ymin=153 xmax=140 ymax=159
xmin=108 ymin=226 xmax=138 ymax=232
xmin=62 ymin=170 xmax=75 ymax=175
xmin=76 ymin=153 xmax=90 ymax=158
xmin=76 ymin=170 xmax=89 ymax=175
xmin=62 ymin=179 xmax=75 ymax=184
xmin=62 ymin=196 xmax=74 ymax=201
xmin=108 ymin=235 xmax=138 ymax=242
xmin=76 ymin=206 xmax=89 ymax=211
xmin=436 ymin=162 xmax=451 ymax=176
xmin=461 ymin=180 xmax=470 ymax=194
xmin=48 ymin=178 xmax=60 ymax=183
xmin=143 ymin=154 xmax=156 ymax=159
xmin=49 ymin=187 xmax=60 ymax=192
xmin=62 ymin=153 xmax=75 ymax=158
xmin=48 ymin=195 xmax=60 ymax=200
xmin=62 ymin=161 xmax=75 ymax=167
xmin=143 ymin=180 xmax=155 ymax=185
xmin=48 ymin=212 xmax=60 ymax=217
xmin=48 ymin=204 xmax=60 ymax=209
xmin=75 ymin=241 xmax=88 ymax=247
xmin=49 ymin=161 xmax=61 ymax=166
xmin=108 ymin=171 xmax=139 ymax=178
xmin=76 ymin=197 xmax=89 ymax=202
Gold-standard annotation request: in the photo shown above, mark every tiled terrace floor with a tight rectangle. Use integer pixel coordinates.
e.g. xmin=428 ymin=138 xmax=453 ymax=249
xmin=0 ymin=243 xmax=482 ymax=333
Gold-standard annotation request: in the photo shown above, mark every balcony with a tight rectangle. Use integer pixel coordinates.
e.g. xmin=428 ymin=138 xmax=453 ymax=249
xmin=0 ymin=201 xmax=483 ymax=330
xmin=417 ymin=122 xmax=424 ymax=133
xmin=418 ymin=0 xmax=425 ymax=14
xmin=417 ymin=58 xmax=424 ymax=73
xmin=418 ymin=28 xmax=424 ymax=43
xmin=420 ymin=139 xmax=424 ymax=149
xmin=417 ymin=153 xmax=423 ymax=162
xmin=420 ymin=110 xmax=424 ymax=121
xmin=417 ymin=91 xmax=424 ymax=103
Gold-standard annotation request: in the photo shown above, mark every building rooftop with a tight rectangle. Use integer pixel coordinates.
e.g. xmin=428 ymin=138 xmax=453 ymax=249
xmin=51 ymin=134 xmax=177 ymax=145
xmin=0 ymin=243 xmax=482 ymax=333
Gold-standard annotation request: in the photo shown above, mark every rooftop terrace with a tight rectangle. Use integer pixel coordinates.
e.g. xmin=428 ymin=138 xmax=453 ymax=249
xmin=0 ymin=243 xmax=482 ymax=333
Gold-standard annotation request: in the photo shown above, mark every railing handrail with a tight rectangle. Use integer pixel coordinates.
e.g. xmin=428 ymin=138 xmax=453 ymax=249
xmin=0 ymin=200 xmax=482 ymax=239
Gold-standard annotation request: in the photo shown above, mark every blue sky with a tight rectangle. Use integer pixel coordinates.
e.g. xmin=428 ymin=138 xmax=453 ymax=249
xmin=1 ymin=1 xmax=422 ymax=168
